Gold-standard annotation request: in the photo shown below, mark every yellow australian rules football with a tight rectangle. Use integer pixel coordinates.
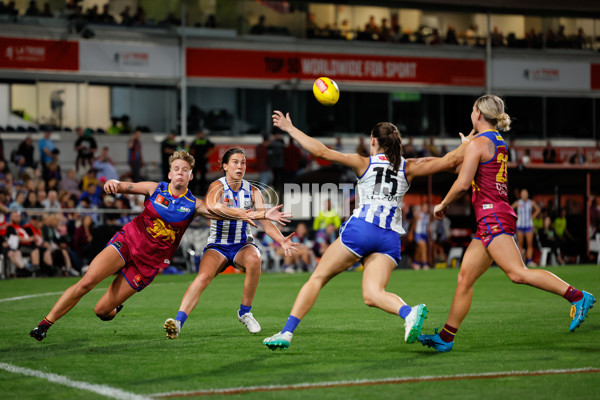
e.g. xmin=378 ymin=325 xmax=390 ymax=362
xmin=312 ymin=77 xmax=340 ymax=106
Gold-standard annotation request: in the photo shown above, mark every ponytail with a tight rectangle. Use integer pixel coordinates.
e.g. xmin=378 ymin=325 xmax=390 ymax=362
xmin=371 ymin=122 xmax=402 ymax=173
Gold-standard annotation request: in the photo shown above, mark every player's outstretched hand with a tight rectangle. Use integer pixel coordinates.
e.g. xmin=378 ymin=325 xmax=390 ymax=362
xmin=104 ymin=179 xmax=119 ymax=194
xmin=272 ymin=111 xmax=293 ymax=132
xmin=280 ymin=232 xmax=299 ymax=257
xmin=433 ymin=203 xmax=448 ymax=220
xmin=265 ymin=204 xmax=292 ymax=226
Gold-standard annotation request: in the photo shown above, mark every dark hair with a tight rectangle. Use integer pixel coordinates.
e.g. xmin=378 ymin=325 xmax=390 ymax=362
xmin=220 ymin=148 xmax=245 ymax=172
xmin=371 ymin=122 xmax=402 ymax=173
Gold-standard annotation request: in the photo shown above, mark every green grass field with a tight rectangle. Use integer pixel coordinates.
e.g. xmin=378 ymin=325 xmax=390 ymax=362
xmin=1 ymin=265 xmax=598 ymax=400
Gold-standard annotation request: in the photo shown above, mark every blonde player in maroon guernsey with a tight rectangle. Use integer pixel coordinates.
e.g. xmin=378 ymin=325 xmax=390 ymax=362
xmin=418 ymin=95 xmax=595 ymax=352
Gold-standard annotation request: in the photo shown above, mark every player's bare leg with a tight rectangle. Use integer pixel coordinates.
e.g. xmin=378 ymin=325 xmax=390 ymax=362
xmin=30 ymin=246 xmax=125 ymax=341
xmin=234 ymin=245 xmax=263 ymax=333
xmin=165 ymin=250 xmax=225 ymax=339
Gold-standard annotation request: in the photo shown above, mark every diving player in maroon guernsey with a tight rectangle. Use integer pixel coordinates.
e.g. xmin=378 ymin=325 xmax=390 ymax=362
xmin=30 ymin=150 xmax=291 ymax=341
xmin=418 ymin=95 xmax=595 ymax=352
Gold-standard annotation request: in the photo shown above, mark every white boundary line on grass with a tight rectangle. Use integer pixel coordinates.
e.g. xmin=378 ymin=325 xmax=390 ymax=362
xmin=0 ymin=362 xmax=152 ymax=400
xmin=0 ymin=291 xmax=66 ymax=303
xmin=149 ymin=367 xmax=600 ymax=397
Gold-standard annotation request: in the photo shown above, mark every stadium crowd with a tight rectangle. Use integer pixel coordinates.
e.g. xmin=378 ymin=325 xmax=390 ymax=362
xmin=0 ymin=1 xmax=596 ymax=51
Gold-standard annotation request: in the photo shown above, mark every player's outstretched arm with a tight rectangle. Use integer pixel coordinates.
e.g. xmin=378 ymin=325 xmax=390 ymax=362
xmin=272 ymin=110 xmax=369 ymax=174
xmin=433 ymin=136 xmax=486 ymax=220
xmin=405 ymin=129 xmax=475 ymax=181
xmin=104 ymin=179 xmax=158 ymax=197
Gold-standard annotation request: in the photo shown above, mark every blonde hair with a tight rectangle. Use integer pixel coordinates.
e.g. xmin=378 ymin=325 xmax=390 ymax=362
xmin=169 ymin=150 xmax=195 ymax=170
xmin=475 ymin=94 xmax=511 ymax=131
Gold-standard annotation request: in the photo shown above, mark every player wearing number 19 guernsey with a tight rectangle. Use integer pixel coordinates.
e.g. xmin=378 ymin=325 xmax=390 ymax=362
xmin=263 ymin=111 xmax=473 ymax=351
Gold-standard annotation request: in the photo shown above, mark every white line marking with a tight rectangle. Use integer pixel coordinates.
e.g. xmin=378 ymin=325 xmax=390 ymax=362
xmin=0 ymin=291 xmax=66 ymax=303
xmin=150 ymin=367 xmax=600 ymax=397
xmin=0 ymin=281 xmax=179 ymax=303
xmin=0 ymin=362 xmax=151 ymax=400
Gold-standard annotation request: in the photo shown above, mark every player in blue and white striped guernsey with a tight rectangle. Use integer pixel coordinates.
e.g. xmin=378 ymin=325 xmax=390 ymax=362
xmin=263 ymin=110 xmax=473 ymax=350
xmin=165 ymin=148 xmax=297 ymax=339
xmin=511 ymin=189 xmax=540 ymax=266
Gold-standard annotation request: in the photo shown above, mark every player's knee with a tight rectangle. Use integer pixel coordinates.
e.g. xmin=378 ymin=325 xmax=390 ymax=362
xmin=362 ymin=289 xmax=380 ymax=308
xmin=75 ymin=277 xmax=97 ymax=295
xmin=94 ymin=304 xmax=113 ymax=320
xmin=507 ymin=270 xmax=527 ymax=284
xmin=243 ymin=253 xmax=262 ymax=271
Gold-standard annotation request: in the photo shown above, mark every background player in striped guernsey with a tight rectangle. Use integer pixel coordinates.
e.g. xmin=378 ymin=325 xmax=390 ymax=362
xmin=263 ymin=110 xmax=474 ymax=350
xmin=164 ymin=148 xmax=297 ymax=339
xmin=512 ymin=188 xmax=541 ymax=266
xmin=30 ymin=150 xmax=291 ymax=341
xmin=418 ymin=95 xmax=595 ymax=353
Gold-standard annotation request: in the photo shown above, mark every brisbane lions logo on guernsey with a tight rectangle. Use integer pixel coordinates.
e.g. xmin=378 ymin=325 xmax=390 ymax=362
xmin=146 ymin=219 xmax=179 ymax=243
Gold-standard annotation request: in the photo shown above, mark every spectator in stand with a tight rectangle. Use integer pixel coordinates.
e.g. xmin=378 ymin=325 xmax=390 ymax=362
xmin=24 ymin=191 xmax=42 ymax=209
xmin=268 ymin=132 xmax=285 ymax=191
xmin=79 ymin=182 xmax=103 ymax=207
xmin=543 ymin=140 xmax=558 ymax=163
xmin=25 ymin=0 xmax=39 ymax=16
xmin=99 ymin=4 xmax=114 ymax=24
xmin=86 ymin=4 xmax=99 ymax=23
xmin=429 ymin=28 xmax=442 ymax=45
xmin=42 ymin=190 xmax=61 ymax=210
xmin=8 ymin=191 xmax=26 ymax=213
xmin=132 ymin=6 xmax=146 ymax=25
xmin=280 ymin=222 xmax=317 ymax=273
xmin=283 ymin=137 xmax=301 ymax=182
xmin=22 ymin=214 xmax=48 ymax=274
xmin=41 ymin=213 xmax=78 ymax=276
xmin=120 ymin=6 xmax=132 ymax=26
xmin=313 ymin=222 xmax=338 ymax=258
xmin=554 ymin=207 xmax=574 ymax=261
xmin=42 ymin=149 xmax=61 ymax=186
xmin=573 ymin=28 xmax=588 ymax=49
xmin=490 ymin=26 xmax=504 ymax=47
xmin=412 ymin=204 xmax=430 ymax=270
xmin=128 ymin=130 xmax=143 ymax=181
xmin=5 ymin=211 xmax=34 ymax=276
xmin=313 ymin=199 xmax=342 ymax=233
xmin=526 ymin=28 xmax=543 ymax=48
xmin=188 ymin=130 xmax=215 ymax=194
xmin=73 ymin=214 xmax=95 ymax=269
xmin=160 ymin=132 xmax=179 ymax=181
xmin=589 ymin=196 xmax=600 ymax=238
xmin=364 ymin=15 xmax=379 ymax=35
xmin=93 ymin=146 xmax=119 ymax=181
xmin=41 ymin=2 xmax=52 ymax=17
xmin=379 ymin=18 xmax=392 ymax=42
xmin=205 ymin=14 xmax=217 ymax=28
xmin=250 ymin=15 xmax=267 ymax=34
xmin=59 ymin=169 xmax=80 ymax=196
xmin=569 ymin=148 xmax=587 ymax=165
xmin=80 ymin=168 xmax=98 ymax=193
xmin=74 ymin=127 xmax=97 ymax=172
xmin=355 ymin=136 xmax=370 ymax=157
xmin=256 ymin=134 xmax=272 ymax=186
xmin=14 ymin=135 xmax=35 ymax=169
xmin=0 ymin=159 xmax=9 ymax=175
xmin=431 ymin=212 xmax=451 ymax=264
xmin=444 ymin=26 xmax=459 ymax=45
xmin=545 ymin=27 xmax=558 ymax=48
xmin=538 ymin=215 xmax=565 ymax=265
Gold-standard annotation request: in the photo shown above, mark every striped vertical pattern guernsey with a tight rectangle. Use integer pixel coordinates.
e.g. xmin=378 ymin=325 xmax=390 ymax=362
xmin=207 ymin=177 xmax=254 ymax=245
xmin=352 ymin=153 xmax=410 ymax=235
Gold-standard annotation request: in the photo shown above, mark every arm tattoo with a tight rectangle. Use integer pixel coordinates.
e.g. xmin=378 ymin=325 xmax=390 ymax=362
xmin=127 ymin=184 xmax=134 ymax=190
